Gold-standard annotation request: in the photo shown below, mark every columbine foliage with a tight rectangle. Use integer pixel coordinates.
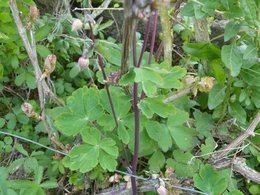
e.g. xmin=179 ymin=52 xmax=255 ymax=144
xmin=0 ymin=0 xmax=260 ymax=194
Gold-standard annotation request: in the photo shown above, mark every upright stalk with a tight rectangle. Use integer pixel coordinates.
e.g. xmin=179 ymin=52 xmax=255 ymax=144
xmin=158 ymin=7 xmax=172 ymax=64
xmin=130 ymin=16 xmax=153 ymax=193
xmin=141 ymin=12 xmax=158 ymax=99
xmin=257 ymin=1 xmax=260 ymax=48
xmin=131 ymin=28 xmax=139 ymax=195
xmin=149 ymin=11 xmax=159 ymax=64
xmin=97 ymin=55 xmax=118 ymax=129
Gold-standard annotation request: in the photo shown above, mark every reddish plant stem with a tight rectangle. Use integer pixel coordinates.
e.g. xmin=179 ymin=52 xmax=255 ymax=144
xmin=137 ymin=17 xmax=151 ymax=67
xmin=155 ymin=42 xmax=163 ymax=62
xmin=97 ymin=55 xmax=118 ymax=129
xmin=88 ymin=19 xmax=118 ymax=129
xmin=131 ymin=17 xmax=152 ymax=194
xmin=141 ymin=12 xmax=158 ymax=99
xmin=88 ymin=21 xmax=96 ymax=44
xmin=131 ymin=27 xmax=139 ymax=195
xmin=88 ymin=20 xmax=132 ymax=168
xmin=149 ymin=11 xmax=159 ymax=64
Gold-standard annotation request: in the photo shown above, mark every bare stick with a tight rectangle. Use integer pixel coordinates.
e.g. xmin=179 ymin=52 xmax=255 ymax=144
xmin=163 ymin=88 xmax=191 ymax=103
xmin=233 ymin=158 xmax=260 ymax=183
xmin=9 ymin=0 xmax=63 ymax=139
xmin=73 ymin=7 xmax=123 ymax=11
xmin=212 ymin=111 xmax=260 ymax=161
xmin=73 ymin=0 xmax=114 ymax=19
xmin=9 ymin=0 xmax=63 ymax=106
xmin=210 ymin=111 xmax=260 ymax=184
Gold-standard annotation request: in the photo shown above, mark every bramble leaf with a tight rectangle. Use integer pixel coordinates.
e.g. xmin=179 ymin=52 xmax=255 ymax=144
xmin=208 ymin=83 xmax=226 ymax=110
xmin=228 ymin=103 xmax=246 ymax=124
xmin=221 ymin=44 xmax=243 ymax=77
xmin=224 ymin=21 xmax=240 ymax=42
xmin=241 ymin=65 xmax=260 ymax=87
xmin=183 ymin=43 xmax=221 ymax=61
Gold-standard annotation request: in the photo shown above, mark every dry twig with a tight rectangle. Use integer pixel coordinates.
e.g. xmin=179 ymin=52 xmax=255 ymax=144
xmin=9 ymin=0 xmax=63 ymax=139
xmin=211 ymin=111 xmax=260 ymax=183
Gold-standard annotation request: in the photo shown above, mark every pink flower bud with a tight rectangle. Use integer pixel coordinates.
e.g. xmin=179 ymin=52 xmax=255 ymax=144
xmin=72 ymin=19 xmax=83 ymax=31
xmin=156 ymin=185 xmax=167 ymax=195
xmin=78 ymin=57 xmax=89 ymax=70
xmin=21 ymin=102 xmax=33 ymax=115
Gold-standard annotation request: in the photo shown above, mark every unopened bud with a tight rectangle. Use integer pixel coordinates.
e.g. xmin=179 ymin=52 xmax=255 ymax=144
xmin=26 ymin=4 xmax=40 ymax=29
xmin=72 ymin=19 xmax=83 ymax=31
xmin=21 ymin=102 xmax=33 ymax=115
xmin=183 ymin=75 xmax=197 ymax=86
xmin=108 ymin=174 xmax=122 ymax=183
xmin=78 ymin=57 xmax=89 ymax=70
xmin=21 ymin=102 xmax=41 ymax=119
xmin=157 ymin=185 xmax=167 ymax=195
xmin=40 ymin=54 xmax=56 ymax=80
xmin=198 ymin=76 xmax=214 ymax=92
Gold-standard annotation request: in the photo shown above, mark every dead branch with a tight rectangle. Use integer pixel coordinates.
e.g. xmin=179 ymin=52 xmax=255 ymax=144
xmin=212 ymin=111 xmax=260 ymax=161
xmin=233 ymin=158 xmax=260 ymax=183
xmin=73 ymin=0 xmax=113 ymax=19
xmin=9 ymin=0 xmax=63 ymax=139
xmin=163 ymin=88 xmax=191 ymax=103
xmin=211 ymin=111 xmax=260 ymax=184
xmin=96 ymin=179 xmax=157 ymax=195
xmin=9 ymin=0 xmax=63 ymax=107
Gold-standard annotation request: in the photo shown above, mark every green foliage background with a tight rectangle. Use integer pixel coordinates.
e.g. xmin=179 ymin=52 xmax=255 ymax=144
xmin=0 ymin=0 xmax=259 ymax=194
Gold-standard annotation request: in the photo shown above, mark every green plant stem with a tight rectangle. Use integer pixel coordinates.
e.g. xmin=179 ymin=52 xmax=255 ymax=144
xmin=148 ymin=11 xmax=158 ymax=64
xmin=256 ymin=1 xmax=260 ymax=48
xmin=217 ymin=74 xmax=232 ymax=126
xmin=158 ymin=6 xmax=172 ymax=64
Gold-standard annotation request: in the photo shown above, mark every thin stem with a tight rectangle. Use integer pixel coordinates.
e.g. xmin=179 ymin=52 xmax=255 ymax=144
xmin=131 ymin=26 xmax=139 ymax=195
xmin=149 ymin=11 xmax=159 ymax=64
xmin=88 ymin=11 xmax=132 ymax=173
xmin=137 ymin=18 xmax=151 ymax=67
xmin=141 ymin=12 xmax=158 ymax=99
xmin=216 ymin=74 xmax=232 ymax=126
xmin=97 ymin=55 xmax=118 ymax=129
xmin=88 ymin=21 xmax=96 ymax=44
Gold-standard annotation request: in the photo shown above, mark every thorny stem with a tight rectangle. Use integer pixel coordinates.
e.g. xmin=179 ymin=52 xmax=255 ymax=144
xmin=131 ymin=27 xmax=139 ymax=195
